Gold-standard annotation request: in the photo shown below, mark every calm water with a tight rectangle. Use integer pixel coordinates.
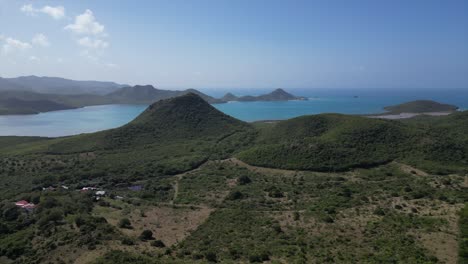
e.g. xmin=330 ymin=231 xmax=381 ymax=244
xmin=1 ymin=89 xmax=467 ymax=137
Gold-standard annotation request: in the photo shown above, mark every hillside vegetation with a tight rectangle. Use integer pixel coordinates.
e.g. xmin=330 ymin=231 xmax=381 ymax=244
xmin=0 ymin=93 xmax=466 ymax=263
xmin=237 ymin=112 xmax=468 ymax=174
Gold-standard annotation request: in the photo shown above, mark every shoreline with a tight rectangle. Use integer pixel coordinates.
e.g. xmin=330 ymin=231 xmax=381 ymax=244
xmin=366 ymin=111 xmax=454 ymax=120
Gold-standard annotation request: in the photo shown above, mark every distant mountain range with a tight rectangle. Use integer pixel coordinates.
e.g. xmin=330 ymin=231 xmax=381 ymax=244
xmin=0 ymin=76 xmax=307 ymax=115
xmin=107 ymin=85 xmax=224 ymax=104
xmin=0 ymin=76 xmax=127 ymax=95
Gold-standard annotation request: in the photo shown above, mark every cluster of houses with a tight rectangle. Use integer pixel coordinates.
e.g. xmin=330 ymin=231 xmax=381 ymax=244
xmin=14 ymin=184 xmax=144 ymax=211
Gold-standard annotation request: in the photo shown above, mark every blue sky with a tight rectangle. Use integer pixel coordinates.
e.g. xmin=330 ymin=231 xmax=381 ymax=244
xmin=0 ymin=0 xmax=467 ymax=89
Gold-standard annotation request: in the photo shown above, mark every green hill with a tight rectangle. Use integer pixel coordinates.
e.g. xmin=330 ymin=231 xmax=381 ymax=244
xmin=383 ymin=100 xmax=458 ymax=114
xmin=237 ymin=112 xmax=468 ymax=173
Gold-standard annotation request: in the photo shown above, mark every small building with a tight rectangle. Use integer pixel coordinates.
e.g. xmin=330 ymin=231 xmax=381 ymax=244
xmin=81 ymin=187 xmax=97 ymax=192
xmin=14 ymin=200 xmax=37 ymax=212
xmin=15 ymin=200 xmax=29 ymax=207
xmin=95 ymin=190 xmax=106 ymax=196
xmin=128 ymin=185 xmax=143 ymax=191
xmin=42 ymin=186 xmax=56 ymax=191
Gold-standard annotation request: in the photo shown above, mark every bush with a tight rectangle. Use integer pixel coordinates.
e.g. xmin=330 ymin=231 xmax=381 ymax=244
xmin=118 ymin=218 xmax=132 ymax=229
xmin=121 ymin=237 xmax=134 ymax=245
xmin=249 ymin=250 xmax=270 ymax=263
xmin=204 ymin=251 xmax=217 ymax=262
xmin=139 ymin=229 xmax=153 ymax=241
xmin=238 ymin=175 xmax=251 ymax=185
xmin=150 ymin=240 xmax=165 ymax=248
xmin=227 ymin=191 xmax=243 ymax=200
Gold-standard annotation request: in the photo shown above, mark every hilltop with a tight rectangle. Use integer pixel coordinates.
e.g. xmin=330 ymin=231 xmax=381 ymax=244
xmin=43 ymin=93 xmax=253 ymax=153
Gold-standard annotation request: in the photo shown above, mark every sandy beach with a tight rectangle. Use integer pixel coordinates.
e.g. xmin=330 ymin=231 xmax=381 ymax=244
xmin=368 ymin=112 xmax=453 ymax=120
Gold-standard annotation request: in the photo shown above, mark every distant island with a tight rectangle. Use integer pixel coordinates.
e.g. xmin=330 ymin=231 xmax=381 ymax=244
xmin=0 ymin=76 xmax=307 ymax=115
xmin=369 ymin=100 xmax=459 ymax=119
xmin=221 ymin=88 xmax=308 ymax=102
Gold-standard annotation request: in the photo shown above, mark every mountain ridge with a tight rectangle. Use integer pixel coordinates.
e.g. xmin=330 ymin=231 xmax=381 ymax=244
xmin=3 ymin=75 xmax=127 ymax=95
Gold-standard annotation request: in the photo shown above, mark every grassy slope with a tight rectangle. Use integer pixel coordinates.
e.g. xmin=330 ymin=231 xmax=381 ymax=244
xmin=460 ymin=204 xmax=468 ymax=263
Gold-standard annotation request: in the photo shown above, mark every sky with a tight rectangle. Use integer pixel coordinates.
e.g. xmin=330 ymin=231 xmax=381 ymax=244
xmin=0 ymin=0 xmax=467 ymax=90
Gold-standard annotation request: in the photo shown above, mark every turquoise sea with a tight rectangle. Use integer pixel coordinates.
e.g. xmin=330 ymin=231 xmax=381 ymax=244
xmin=0 ymin=89 xmax=467 ymax=137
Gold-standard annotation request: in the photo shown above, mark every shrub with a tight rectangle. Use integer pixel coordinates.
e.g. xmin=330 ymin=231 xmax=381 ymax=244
xmin=118 ymin=218 xmax=132 ymax=229
xmin=204 ymin=251 xmax=217 ymax=262
xmin=139 ymin=229 xmax=154 ymax=241
xmin=121 ymin=237 xmax=134 ymax=245
xmin=150 ymin=240 xmax=165 ymax=248
xmin=227 ymin=191 xmax=243 ymax=200
xmin=238 ymin=175 xmax=251 ymax=185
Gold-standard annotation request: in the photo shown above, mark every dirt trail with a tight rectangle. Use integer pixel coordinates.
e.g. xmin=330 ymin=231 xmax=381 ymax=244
xmin=222 ymin=158 xmax=302 ymax=176
xmin=395 ymin=162 xmax=429 ymax=176
xmin=170 ymin=160 xmax=212 ymax=204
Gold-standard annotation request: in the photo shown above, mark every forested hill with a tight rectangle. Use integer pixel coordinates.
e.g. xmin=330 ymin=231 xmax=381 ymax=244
xmin=383 ymin=100 xmax=458 ymax=114
xmin=237 ymin=111 xmax=468 ymax=174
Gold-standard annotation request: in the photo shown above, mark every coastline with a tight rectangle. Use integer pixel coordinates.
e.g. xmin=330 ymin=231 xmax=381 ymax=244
xmin=367 ymin=111 xmax=453 ymax=120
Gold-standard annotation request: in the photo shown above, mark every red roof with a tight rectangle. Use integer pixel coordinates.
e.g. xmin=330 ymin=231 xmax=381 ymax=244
xmin=15 ymin=200 xmax=29 ymax=206
xmin=22 ymin=203 xmax=36 ymax=209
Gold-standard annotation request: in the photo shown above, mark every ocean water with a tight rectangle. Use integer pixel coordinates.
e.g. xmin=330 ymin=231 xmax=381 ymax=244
xmin=0 ymin=89 xmax=467 ymax=137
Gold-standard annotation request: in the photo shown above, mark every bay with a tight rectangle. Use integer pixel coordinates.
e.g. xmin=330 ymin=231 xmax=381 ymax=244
xmin=0 ymin=89 xmax=467 ymax=137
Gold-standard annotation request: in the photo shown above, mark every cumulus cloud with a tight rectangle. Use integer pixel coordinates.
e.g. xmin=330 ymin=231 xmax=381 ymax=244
xmin=65 ymin=10 xmax=105 ymax=35
xmin=32 ymin=33 xmax=50 ymax=47
xmin=1 ymin=37 xmax=32 ymax=54
xmin=78 ymin=37 xmax=108 ymax=49
xmin=21 ymin=4 xmax=65 ymax=20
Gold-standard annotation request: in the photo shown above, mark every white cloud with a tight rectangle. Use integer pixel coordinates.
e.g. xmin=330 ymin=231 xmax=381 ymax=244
xmin=41 ymin=6 xmax=65 ymax=20
xmin=105 ymin=63 xmax=118 ymax=68
xmin=29 ymin=55 xmax=40 ymax=62
xmin=32 ymin=33 xmax=50 ymax=47
xmin=65 ymin=10 xmax=105 ymax=35
xmin=2 ymin=37 xmax=32 ymax=54
xmin=20 ymin=4 xmax=34 ymax=13
xmin=78 ymin=37 xmax=108 ymax=49
xmin=21 ymin=4 xmax=65 ymax=20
